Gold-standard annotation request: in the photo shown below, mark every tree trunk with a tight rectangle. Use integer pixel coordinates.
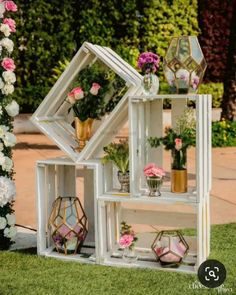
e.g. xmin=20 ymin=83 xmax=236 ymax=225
xmin=221 ymin=3 xmax=236 ymax=121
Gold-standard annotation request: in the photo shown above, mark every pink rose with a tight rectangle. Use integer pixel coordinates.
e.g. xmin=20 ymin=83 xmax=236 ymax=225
xmin=67 ymin=91 xmax=76 ymax=104
xmin=119 ymin=234 xmax=134 ymax=249
xmin=90 ymin=83 xmax=101 ymax=95
xmin=3 ymin=18 xmax=16 ymax=32
xmin=175 ymin=138 xmax=182 ymax=151
xmin=1 ymin=57 xmax=15 ymax=71
xmin=72 ymin=87 xmax=84 ymax=100
xmin=4 ymin=1 xmax=17 ymax=12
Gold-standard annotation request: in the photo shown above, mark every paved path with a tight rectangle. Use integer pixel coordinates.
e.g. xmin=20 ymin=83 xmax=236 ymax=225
xmin=13 ymin=134 xmax=236 ymax=231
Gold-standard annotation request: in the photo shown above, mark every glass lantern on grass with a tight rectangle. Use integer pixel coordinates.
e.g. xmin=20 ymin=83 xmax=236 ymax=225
xmin=163 ymin=36 xmax=207 ymax=94
xmin=48 ymin=196 xmax=88 ymax=255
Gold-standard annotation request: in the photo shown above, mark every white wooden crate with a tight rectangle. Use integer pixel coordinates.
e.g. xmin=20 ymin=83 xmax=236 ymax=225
xmin=31 ymin=42 xmax=143 ymax=163
xmin=36 ymin=156 xmax=103 ymax=263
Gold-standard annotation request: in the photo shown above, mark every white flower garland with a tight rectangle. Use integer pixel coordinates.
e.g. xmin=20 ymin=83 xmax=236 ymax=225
xmin=0 ymin=0 xmax=18 ymax=246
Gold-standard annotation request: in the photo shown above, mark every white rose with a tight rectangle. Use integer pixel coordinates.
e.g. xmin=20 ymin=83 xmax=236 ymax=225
xmin=0 ymin=24 xmax=11 ymax=37
xmin=5 ymin=100 xmax=19 ymax=117
xmin=0 ymin=38 xmax=14 ymax=53
xmin=0 ymin=176 xmax=16 ymax=207
xmin=0 ymin=3 xmax=5 ymax=18
xmin=6 ymin=213 xmax=15 ymax=226
xmin=0 ymin=151 xmax=5 ymax=165
xmin=0 ymin=216 xmax=7 ymax=229
xmin=4 ymin=226 xmax=17 ymax=239
xmin=0 ymin=125 xmax=8 ymax=138
xmin=176 ymin=68 xmax=190 ymax=81
xmin=0 ymin=143 xmax=3 ymax=151
xmin=2 ymin=71 xmax=16 ymax=84
xmin=0 ymin=78 xmax=4 ymax=89
xmin=2 ymin=83 xmax=14 ymax=95
xmin=3 ymin=132 xmax=17 ymax=147
xmin=2 ymin=157 xmax=13 ymax=172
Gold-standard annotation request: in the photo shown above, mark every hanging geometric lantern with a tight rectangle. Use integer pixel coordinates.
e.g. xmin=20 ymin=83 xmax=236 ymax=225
xmin=163 ymin=36 xmax=207 ymax=94
xmin=151 ymin=230 xmax=189 ymax=267
xmin=48 ymin=196 xmax=88 ymax=255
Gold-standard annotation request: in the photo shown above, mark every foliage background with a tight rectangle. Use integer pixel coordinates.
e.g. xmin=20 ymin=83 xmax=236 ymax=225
xmin=12 ymin=0 xmax=226 ymax=112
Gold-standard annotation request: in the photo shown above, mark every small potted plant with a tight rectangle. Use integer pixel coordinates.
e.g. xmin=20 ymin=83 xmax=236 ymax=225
xmin=102 ymin=139 xmax=129 ymax=193
xmin=119 ymin=221 xmax=138 ymax=263
xmin=143 ymin=163 xmax=165 ymax=197
xmin=137 ymin=51 xmax=160 ymax=95
xmin=148 ymin=109 xmax=195 ymax=193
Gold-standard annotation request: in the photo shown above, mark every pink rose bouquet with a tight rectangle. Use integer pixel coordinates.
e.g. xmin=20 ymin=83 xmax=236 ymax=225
xmin=138 ymin=52 xmax=160 ymax=74
xmin=119 ymin=221 xmax=138 ymax=250
xmin=143 ymin=163 xmax=165 ymax=178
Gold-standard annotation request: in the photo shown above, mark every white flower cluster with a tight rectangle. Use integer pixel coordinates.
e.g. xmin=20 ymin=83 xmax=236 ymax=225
xmin=0 ymin=125 xmax=16 ymax=172
xmin=0 ymin=70 xmax=16 ymax=95
xmin=0 ymin=176 xmax=16 ymax=207
xmin=5 ymin=100 xmax=19 ymax=117
xmin=0 ymin=214 xmax=17 ymax=240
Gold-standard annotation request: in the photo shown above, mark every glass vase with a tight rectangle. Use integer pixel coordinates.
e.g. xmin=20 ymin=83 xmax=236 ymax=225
xmin=171 ymin=149 xmax=187 ymax=193
xmin=142 ymin=73 xmax=159 ymax=95
xmin=146 ymin=176 xmax=163 ymax=197
xmin=117 ymin=171 xmax=130 ymax=193
xmin=122 ymin=247 xmax=138 ymax=263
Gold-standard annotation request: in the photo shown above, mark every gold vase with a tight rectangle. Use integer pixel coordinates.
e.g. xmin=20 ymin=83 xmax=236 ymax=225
xmin=75 ymin=117 xmax=94 ymax=152
xmin=171 ymin=169 xmax=187 ymax=193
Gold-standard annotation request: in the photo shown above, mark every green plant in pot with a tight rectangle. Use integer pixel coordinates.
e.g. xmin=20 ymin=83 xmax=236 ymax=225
xmin=102 ymin=139 xmax=129 ymax=193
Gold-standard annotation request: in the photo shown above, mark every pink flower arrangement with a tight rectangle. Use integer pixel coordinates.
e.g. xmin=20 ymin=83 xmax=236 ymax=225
xmin=1 ymin=57 xmax=15 ymax=71
xmin=67 ymin=87 xmax=84 ymax=104
xmin=3 ymin=18 xmax=16 ymax=32
xmin=143 ymin=163 xmax=165 ymax=178
xmin=119 ymin=221 xmax=138 ymax=250
xmin=137 ymin=52 xmax=160 ymax=74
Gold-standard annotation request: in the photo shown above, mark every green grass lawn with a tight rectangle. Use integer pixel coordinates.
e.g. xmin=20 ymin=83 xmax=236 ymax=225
xmin=0 ymin=223 xmax=236 ymax=295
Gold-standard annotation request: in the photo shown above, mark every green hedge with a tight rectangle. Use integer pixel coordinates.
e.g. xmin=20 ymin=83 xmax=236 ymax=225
xmin=12 ymin=0 xmax=224 ymax=112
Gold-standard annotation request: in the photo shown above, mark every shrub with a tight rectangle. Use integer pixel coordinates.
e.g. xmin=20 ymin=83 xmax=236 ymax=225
xmin=212 ymin=120 xmax=236 ymax=147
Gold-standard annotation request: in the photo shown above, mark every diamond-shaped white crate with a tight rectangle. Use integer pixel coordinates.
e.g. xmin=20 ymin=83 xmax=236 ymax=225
xmin=31 ymin=42 xmax=143 ymax=163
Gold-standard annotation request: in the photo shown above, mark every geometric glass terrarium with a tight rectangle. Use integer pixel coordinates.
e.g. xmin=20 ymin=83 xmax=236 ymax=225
xmin=48 ymin=196 xmax=88 ymax=255
xmin=163 ymin=36 xmax=207 ymax=93
xmin=151 ymin=230 xmax=189 ymax=268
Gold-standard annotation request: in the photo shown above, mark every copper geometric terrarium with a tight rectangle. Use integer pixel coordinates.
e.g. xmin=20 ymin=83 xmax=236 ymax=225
xmin=163 ymin=36 xmax=207 ymax=93
xmin=151 ymin=230 xmax=189 ymax=268
xmin=48 ymin=196 xmax=88 ymax=255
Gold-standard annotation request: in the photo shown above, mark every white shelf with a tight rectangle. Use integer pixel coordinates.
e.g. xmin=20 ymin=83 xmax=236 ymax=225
xmin=40 ymin=246 xmax=96 ymax=264
xmin=131 ymin=94 xmax=198 ymax=102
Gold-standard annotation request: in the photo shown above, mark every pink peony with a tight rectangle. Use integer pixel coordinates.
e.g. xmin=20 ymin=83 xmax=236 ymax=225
xmin=73 ymin=87 xmax=84 ymax=100
xmin=144 ymin=163 xmax=165 ymax=177
xmin=1 ymin=57 xmax=15 ymax=71
xmin=119 ymin=234 xmax=134 ymax=249
xmin=90 ymin=83 xmax=101 ymax=95
xmin=4 ymin=1 xmax=17 ymax=12
xmin=175 ymin=138 xmax=182 ymax=151
xmin=3 ymin=18 xmax=16 ymax=32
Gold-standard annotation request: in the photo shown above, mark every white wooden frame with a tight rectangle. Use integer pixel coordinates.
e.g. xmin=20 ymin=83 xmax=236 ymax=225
xmin=31 ymin=42 xmax=143 ymax=163
xmin=36 ymin=156 xmax=103 ymax=263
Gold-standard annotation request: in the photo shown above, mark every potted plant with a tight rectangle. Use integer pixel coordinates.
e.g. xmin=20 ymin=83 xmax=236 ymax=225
xmin=148 ymin=109 xmax=196 ymax=193
xmin=119 ymin=221 xmax=138 ymax=263
xmin=137 ymin=51 xmax=160 ymax=95
xmin=102 ymin=139 xmax=129 ymax=193
xmin=66 ymin=64 xmax=111 ymax=151
xmin=143 ymin=163 xmax=165 ymax=197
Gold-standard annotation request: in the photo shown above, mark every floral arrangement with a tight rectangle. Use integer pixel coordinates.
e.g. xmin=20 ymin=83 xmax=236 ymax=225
xmin=0 ymin=0 xmax=18 ymax=250
xmin=168 ymin=68 xmax=200 ymax=92
xmin=143 ymin=163 xmax=165 ymax=178
xmin=148 ymin=109 xmax=196 ymax=170
xmin=137 ymin=52 xmax=160 ymax=74
xmin=102 ymin=139 xmax=129 ymax=174
xmin=66 ymin=64 xmax=111 ymax=122
xmin=119 ymin=221 xmax=138 ymax=250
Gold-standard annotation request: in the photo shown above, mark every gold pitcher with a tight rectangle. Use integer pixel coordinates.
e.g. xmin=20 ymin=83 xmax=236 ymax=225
xmin=75 ymin=117 xmax=94 ymax=152
xmin=171 ymin=169 xmax=187 ymax=193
